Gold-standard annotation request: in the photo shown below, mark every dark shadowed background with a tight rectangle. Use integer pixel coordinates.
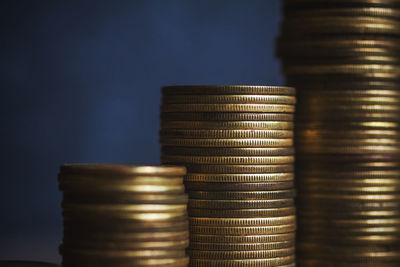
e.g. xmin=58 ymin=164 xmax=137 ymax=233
xmin=1 ymin=0 xmax=283 ymax=264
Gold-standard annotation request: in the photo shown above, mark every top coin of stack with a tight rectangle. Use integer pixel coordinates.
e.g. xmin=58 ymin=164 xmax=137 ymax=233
xmin=58 ymin=164 xmax=189 ymax=267
xmin=277 ymin=0 xmax=400 ymax=266
xmin=160 ymin=85 xmax=296 ymax=267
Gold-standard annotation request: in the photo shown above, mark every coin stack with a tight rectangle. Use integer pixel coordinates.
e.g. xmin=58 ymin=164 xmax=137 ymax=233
xmin=160 ymin=85 xmax=297 ymax=266
xmin=277 ymin=0 xmax=400 ymax=266
xmin=58 ymin=164 xmax=189 ymax=267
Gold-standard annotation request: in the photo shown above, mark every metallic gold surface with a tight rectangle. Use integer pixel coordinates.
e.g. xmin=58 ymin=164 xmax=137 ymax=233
xmin=59 ymin=164 xmax=189 ymax=267
xmin=159 ymin=85 xmax=296 ymax=266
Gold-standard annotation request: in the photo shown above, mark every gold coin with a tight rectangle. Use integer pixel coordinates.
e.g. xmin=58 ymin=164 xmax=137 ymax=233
xmin=161 ymin=104 xmax=295 ymax=113
xmin=161 ymin=121 xmax=294 ymax=130
xmin=297 ymin=245 xmax=400 ymax=261
xmin=186 ymin=164 xmax=294 ymax=173
xmin=62 ymin=203 xmax=187 ymax=213
xmin=63 ymin=220 xmax=189 ymax=233
xmin=184 ymin=173 xmax=294 ymax=183
xmin=64 ymin=231 xmax=189 ymax=242
xmin=296 ymin=161 xmax=399 ymax=171
xmin=296 ymin=144 xmax=400 ymax=154
xmin=299 ymin=96 xmax=400 ymax=105
xmin=66 ymin=239 xmax=189 ymax=250
xmin=188 ymin=256 xmax=295 ymax=267
xmin=282 ymin=17 xmax=400 ymax=35
xmin=189 ymin=247 xmax=295 ymax=259
xmin=185 ymin=181 xmax=294 ymax=191
xmin=160 ymin=138 xmax=293 ymax=147
xmin=189 ymin=207 xmax=296 ymax=218
xmin=162 ymin=85 xmax=295 ymax=96
xmin=162 ymin=147 xmax=294 ymax=156
xmin=188 ymin=198 xmax=294 ymax=209
xmin=296 ymin=138 xmax=400 ymax=146
xmin=298 ymin=103 xmax=400 ymax=112
xmin=62 ymin=210 xmax=187 ymax=221
xmin=298 ymin=184 xmax=400 ymax=194
xmin=190 ymin=224 xmax=296 ymax=235
xmin=296 ymin=259 xmax=398 ymax=267
xmin=284 ymin=64 xmax=400 ymax=76
xmin=297 ymin=198 xmax=400 ymax=211
xmin=299 ymin=218 xmax=400 ymax=227
xmin=161 ymin=112 xmax=294 ymax=121
xmin=60 ymin=247 xmax=186 ymax=258
xmin=60 ymin=183 xmax=185 ymax=194
xmin=297 ymin=121 xmax=400 ymax=130
xmin=190 ymin=232 xmax=295 ymax=243
xmin=162 ymin=94 xmax=296 ymax=104
xmin=297 ymin=177 xmax=400 ymax=185
xmin=62 ymin=257 xmax=189 ymax=267
xmin=189 ymin=240 xmax=294 ymax=251
xmin=59 ymin=175 xmax=184 ymax=187
xmin=189 ymin=216 xmax=296 ymax=226
xmin=298 ymin=210 xmax=400 ymax=220
xmin=161 ymin=155 xmax=294 ymax=165
xmin=296 ymin=129 xmax=400 ymax=138
xmin=299 ymin=233 xmax=400 ymax=246
xmin=188 ymin=190 xmax=295 ymax=200
xmin=298 ymin=193 xmax=400 ymax=201
xmin=62 ymin=193 xmax=188 ymax=204
xmin=159 ymin=129 xmax=293 ymax=138
xmin=284 ymin=0 xmax=400 ymax=6
xmin=287 ymin=7 xmax=400 ymax=18
xmin=59 ymin=164 xmax=186 ymax=176
xmin=298 ymin=225 xmax=400 ymax=235
xmin=298 ymin=89 xmax=400 ymax=97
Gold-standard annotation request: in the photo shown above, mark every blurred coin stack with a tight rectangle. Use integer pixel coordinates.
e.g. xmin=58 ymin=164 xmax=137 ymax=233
xmin=277 ymin=0 xmax=400 ymax=266
xmin=58 ymin=164 xmax=189 ymax=267
xmin=160 ymin=85 xmax=297 ymax=266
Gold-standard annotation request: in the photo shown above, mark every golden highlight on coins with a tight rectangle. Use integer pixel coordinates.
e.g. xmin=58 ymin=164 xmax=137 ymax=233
xmin=58 ymin=164 xmax=189 ymax=267
xmin=278 ymin=1 xmax=400 ymax=265
xmin=160 ymin=85 xmax=296 ymax=266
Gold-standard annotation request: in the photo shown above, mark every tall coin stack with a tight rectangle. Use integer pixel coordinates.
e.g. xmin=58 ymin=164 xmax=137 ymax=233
xmin=160 ymin=85 xmax=297 ymax=266
xmin=277 ymin=0 xmax=400 ymax=266
xmin=58 ymin=164 xmax=189 ymax=267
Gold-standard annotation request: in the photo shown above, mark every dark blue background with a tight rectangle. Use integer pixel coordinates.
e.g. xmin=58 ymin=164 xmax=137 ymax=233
xmin=1 ymin=0 xmax=283 ymax=263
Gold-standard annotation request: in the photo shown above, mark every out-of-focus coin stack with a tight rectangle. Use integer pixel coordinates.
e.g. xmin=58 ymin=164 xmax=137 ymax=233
xmin=160 ymin=85 xmax=297 ymax=266
xmin=58 ymin=164 xmax=189 ymax=267
xmin=277 ymin=0 xmax=400 ymax=266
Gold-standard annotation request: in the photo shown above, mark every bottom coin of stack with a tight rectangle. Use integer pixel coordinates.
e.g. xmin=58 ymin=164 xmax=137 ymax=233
xmin=58 ymin=164 xmax=189 ymax=267
xmin=186 ymin=175 xmax=297 ymax=267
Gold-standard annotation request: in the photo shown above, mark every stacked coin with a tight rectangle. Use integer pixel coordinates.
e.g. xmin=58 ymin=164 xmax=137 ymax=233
xmin=160 ymin=85 xmax=296 ymax=266
xmin=277 ymin=1 xmax=400 ymax=266
xmin=58 ymin=164 xmax=189 ymax=267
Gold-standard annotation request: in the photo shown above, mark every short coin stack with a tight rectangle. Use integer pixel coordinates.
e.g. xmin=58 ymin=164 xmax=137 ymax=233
xmin=277 ymin=0 xmax=400 ymax=266
xmin=160 ymin=85 xmax=296 ymax=266
xmin=58 ymin=164 xmax=189 ymax=267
